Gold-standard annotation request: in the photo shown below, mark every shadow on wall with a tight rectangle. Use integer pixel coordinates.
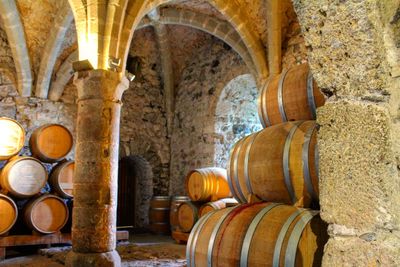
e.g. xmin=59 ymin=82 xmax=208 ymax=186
xmin=214 ymin=74 xmax=263 ymax=168
xmin=117 ymin=155 xmax=154 ymax=229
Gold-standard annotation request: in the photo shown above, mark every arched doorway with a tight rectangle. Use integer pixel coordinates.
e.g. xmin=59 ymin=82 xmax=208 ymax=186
xmin=117 ymin=155 xmax=153 ymax=229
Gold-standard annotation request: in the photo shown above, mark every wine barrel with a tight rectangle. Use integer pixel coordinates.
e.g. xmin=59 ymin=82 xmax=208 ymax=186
xmin=177 ymin=201 xmax=201 ymax=233
xmin=198 ymin=198 xmax=238 ymax=217
xmin=258 ymin=64 xmax=325 ymax=128
xmin=0 ymin=194 xmax=18 ymax=235
xmin=170 ymin=196 xmax=190 ymax=231
xmin=185 ymin=167 xmax=231 ymax=202
xmin=0 ymin=117 xmax=25 ymax=161
xmin=29 ymin=124 xmax=73 ymax=163
xmin=24 ymin=194 xmax=69 ymax=234
xmin=228 ymin=121 xmax=319 ymax=207
xmin=0 ymin=156 xmax=48 ymax=198
xmin=49 ymin=160 xmax=74 ymax=198
xmin=149 ymin=196 xmax=171 ymax=235
xmin=186 ymin=203 xmax=328 ymax=267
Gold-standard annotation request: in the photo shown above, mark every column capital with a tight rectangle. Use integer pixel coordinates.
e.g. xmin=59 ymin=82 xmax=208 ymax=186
xmin=74 ymin=70 xmax=129 ymax=102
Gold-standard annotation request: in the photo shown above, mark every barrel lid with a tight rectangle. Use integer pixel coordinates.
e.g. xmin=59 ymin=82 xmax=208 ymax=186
xmin=152 ymin=196 xmax=171 ymax=200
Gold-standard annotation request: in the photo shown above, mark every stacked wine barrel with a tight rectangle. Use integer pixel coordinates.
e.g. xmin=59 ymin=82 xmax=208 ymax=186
xmin=187 ymin=64 xmax=330 ymax=266
xmin=165 ymin=167 xmax=238 ymax=243
xmin=0 ymin=118 xmax=74 ymax=236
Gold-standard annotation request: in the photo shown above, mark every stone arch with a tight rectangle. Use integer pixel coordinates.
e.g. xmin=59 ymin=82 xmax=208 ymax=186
xmin=136 ymin=8 xmax=257 ymax=76
xmin=35 ymin=4 xmax=74 ymax=98
xmin=0 ymin=1 xmax=32 ymax=96
xmin=214 ymin=74 xmax=262 ymax=168
xmin=118 ymin=0 xmax=268 ymax=80
xmin=48 ymin=50 xmax=78 ymax=101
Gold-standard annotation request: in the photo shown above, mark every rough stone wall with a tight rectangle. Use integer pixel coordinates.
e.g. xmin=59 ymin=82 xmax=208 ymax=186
xmin=293 ymin=0 xmax=400 ymax=265
xmin=214 ymin=74 xmax=262 ymax=168
xmin=0 ymin=70 xmax=77 ymax=158
xmin=119 ymin=28 xmax=170 ymax=199
xmin=169 ymin=37 xmax=251 ymax=195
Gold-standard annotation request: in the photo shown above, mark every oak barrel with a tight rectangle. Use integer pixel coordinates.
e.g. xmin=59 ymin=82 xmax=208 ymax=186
xmin=24 ymin=194 xmax=69 ymax=234
xmin=228 ymin=121 xmax=319 ymax=207
xmin=149 ymin=196 xmax=171 ymax=234
xmin=49 ymin=160 xmax=74 ymax=198
xmin=186 ymin=203 xmax=328 ymax=267
xmin=177 ymin=201 xmax=201 ymax=233
xmin=29 ymin=124 xmax=73 ymax=163
xmin=0 ymin=117 xmax=25 ymax=161
xmin=198 ymin=198 xmax=238 ymax=217
xmin=258 ymin=64 xmax=325 ymax=127
xmin=0 ymin=194 xmax=18 ymax=235
xmin=170 ymin=196 xmax=190 ymax=231
xmin=185 ymin=167 xmax=231 ymax=202
xmin=0 ymin=156 xmax=48 ymax=198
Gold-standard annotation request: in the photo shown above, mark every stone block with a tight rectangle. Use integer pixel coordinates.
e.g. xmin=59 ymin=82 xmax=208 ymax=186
xmin=317 ymin=100 xmax=400 ymax=232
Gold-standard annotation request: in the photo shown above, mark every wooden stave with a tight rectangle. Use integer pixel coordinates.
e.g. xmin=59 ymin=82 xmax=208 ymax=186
xmin=177 ymin=201 xmax=201 ymax=233
xmin=29 ymin=124 xmax=73 ymax=163
xmin=185 ymin=167 xmax=231 ymax=202
xmin=0 ymin=193 xmax=18 ymax=235
xmin=258 ymin=64 xmax=325 ymax=127
xmin=0 ymin=156 xmax=48 ymax=198
xmin=228 ymin=121 xmax=319 ymax=207
xmin=23 ymin=194 xmax=69 ymax=234
xmin=170 ymin=196 xmax=190 ymax=231
xmin=0 ymin=117 xmax=25 ymax=161
xmin=187 ymin=203 xmax=327 ymax=267
xmin=149 ymin=196 xmax=171 ymax=234
xmin=49 ymin=160 xmax=74 ymax=199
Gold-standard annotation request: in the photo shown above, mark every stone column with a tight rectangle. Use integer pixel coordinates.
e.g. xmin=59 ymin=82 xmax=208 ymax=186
xmin=66 ymin=70 xmax=128 ymax=267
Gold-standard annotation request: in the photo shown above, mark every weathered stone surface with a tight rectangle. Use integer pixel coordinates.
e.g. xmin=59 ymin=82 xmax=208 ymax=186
xmin=318 ymin=100 xmax=400 ymax=231
xmin=65 ymin=250 xmax=121 ymax=267
xmin=293 ymin=0 xmax=391 ymax=97
xmin=323 ymin=234 xmax=400 ymax=267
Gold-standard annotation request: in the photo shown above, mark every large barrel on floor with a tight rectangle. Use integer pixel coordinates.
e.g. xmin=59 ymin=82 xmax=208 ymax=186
xmin=258 ymin=64 xmax=325 ymax=128
xmin=0 ymin=117 xmax=25 ymax=161
xmin=170 ymin=196 xmax=190 ymax=231
xmin=0 ymin=156 xmax=48 ymax=198
xmin=0 ymin=194 xmax=18 ymax=235
xmin=49 ymin=160 xmax=74 ymax=198
xmin=177 ymin=201 xmax=202 ymax=233
xmin=186 ymin=203 xmax=328 ymax=267
xmin=228 ymin=121 xmax=319 ymax=207
xmin=29 ymin=124 xmax=73 ymax=163
xmin=198 ymin=198 xmax=238 ymax=218
xmin=23 ymin=194 xmax=69 ymax=234
xmin=149 ymin=196 xmax=171 ymax=234
xmin=185 ymin=167 xmax=231 ymax=202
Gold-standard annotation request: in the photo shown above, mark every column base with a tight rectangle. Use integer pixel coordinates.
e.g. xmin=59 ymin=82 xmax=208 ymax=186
xmin=65 ymin=250 xmax=121 ymax=267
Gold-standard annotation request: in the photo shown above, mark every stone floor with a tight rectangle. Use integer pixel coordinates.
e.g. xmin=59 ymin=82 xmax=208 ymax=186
xmin=0 ymin=234 xmax=186 ymax=267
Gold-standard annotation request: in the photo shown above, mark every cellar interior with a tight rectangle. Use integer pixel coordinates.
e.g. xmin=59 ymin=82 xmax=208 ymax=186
xmin=0 ymin=0 xmax=400 ymax=266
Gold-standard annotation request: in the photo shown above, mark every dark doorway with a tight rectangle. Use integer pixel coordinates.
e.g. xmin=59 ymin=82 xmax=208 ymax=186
xmin=117 ymin=155 xmax=154 ymax=229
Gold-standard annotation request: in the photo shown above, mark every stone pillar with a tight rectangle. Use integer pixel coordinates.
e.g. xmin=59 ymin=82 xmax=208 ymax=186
xmin=66 ymin=70 xmax=128 ymax=267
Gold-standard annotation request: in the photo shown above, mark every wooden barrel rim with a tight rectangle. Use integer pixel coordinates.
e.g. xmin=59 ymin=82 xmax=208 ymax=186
xmin=150 ymin=207 xmax=170 ymax=211
xmin=277 ymin=69 xmax=290 ymax=122
xmin=172 ymin=196 xmax=190 ymax=201
xmin=152 ymin=196 xmax=171 ymax=200
xmin=282 ymin=121 xmax=304 ymax=204
xmin=302 ymin=124 xmax=318 ymax=201
xmin=50 ymin=160 xmax=74 ymax=198
xmin=178 ymin=202 xmax=199 ymax=232
xmin=207 ymin=206 xmax=240 ymax=266
xmin=307 ymin=71 xmax=317 ymax=118
xmin=232 ymin=136 xmax=251 ymax=202
xmin=0 ymin=117 xmax=25 ymax=160
xmin=0 ymin=194 xmax=18 ymax=234
xmin=244 ymin=132 xmax=260 ymax=196
xmin=257 ymin=80 xmax=272 ymax=128
xmin=240 ymin=203 xmax=282 ymax=267
xmin=27 ymin=194 xmax=69 ymax=234
xmin=187 ymin=210 xmax=216 ymax=267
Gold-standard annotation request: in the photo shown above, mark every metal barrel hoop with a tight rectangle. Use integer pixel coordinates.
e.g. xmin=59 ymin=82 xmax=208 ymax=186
xmin=306 ymin=71 xmax=317 ymax=119
xmin=302 ymin=123 xmax=318 ymax=201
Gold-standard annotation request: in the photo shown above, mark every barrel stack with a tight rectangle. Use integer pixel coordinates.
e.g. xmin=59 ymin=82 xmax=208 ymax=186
xmin=187 ymin=63 xmax=330 ymax=266
xmin=0 ymin=119 xmax=74 ymax=237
